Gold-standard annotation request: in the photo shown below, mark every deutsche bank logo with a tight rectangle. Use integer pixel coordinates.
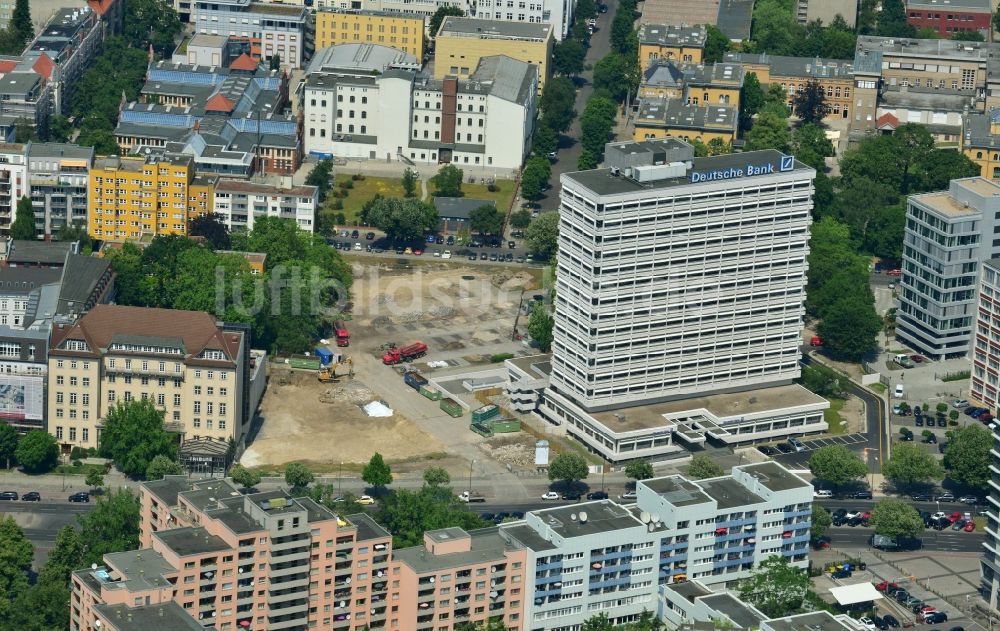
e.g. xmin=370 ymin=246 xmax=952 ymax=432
xmin=779 ymin=155 xmax=794 ymax=172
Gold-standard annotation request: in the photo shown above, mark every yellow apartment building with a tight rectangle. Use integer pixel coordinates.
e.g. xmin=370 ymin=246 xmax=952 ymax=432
xmin=88 ymin=153 xmax=217 ymax=242
xmin=633 ymin=98 xmax=739 ymax=145
xmin=434 ymin=17 xmax=552 ymax=92
xmin=724 ymin=52 xmax=855 ymax=122
xmin=47 ymin=305 xmax=249 ymax=452
xmin=637 ymin=24 xmax=706 ymax=72
xmin=961 ymin=111 xmax=1000 ymax=179
xmin=638 ymin=61 xmax=744 ymax=110
xmin=315 ymin=9 xmax=426 ymax=59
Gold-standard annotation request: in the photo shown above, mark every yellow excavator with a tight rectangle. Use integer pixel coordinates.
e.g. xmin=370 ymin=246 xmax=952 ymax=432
xmin=318 ymin=357 xmax=354 ymax=383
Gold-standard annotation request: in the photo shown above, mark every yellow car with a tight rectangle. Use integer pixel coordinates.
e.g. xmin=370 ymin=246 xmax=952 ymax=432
xmin=404 ymin=247 xmax=413 ymax=255
xmin=357 ymin=495 xmax=376 ymax=505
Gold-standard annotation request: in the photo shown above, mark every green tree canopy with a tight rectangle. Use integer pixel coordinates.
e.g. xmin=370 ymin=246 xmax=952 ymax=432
xmin=429 ymin=5 xmax=464 ymax=37
xmin=363 ymin=452 xmax=393 ymax=488
xmin=792 ymin=78 xmax=831 ymax=124
xmin=688 ymin=454 xmax=724 ymax=479
xmin=145 ymin=455 xmax=183 ymax=480
xmin=540 ymin=76 xmax=577 ymax=133
xmin=737 ymin=556 xmax=809 ymax=617
xmin=943 ymin=424 xmax=991 ymax=489
xmin=231 ymin=463 xmax=262 ymax=489
xmin=85 ymin=468 xmax=105 ymax=490
xmin=124 ymin=0 xmax=183 ymax=56
xmin=423 ymin=466 xmax=451 ymax=486
xmin=553 ymin=37 xmax=586 ymax=76
xmin=624 ymin=460 xmax=654 ymax=481
xmin=37 ymin=525 xmax=83 ymax=586
xmin=811 ymin=505 xmax=832 ymax=539
xmin=745 ymin=110 xmax=791 ymax=152
xmin=431 ymin=164 xmax=464 ymax=197
xmin=525 ymin=211 xmax=559 ymax=259
xmin=9 ymin=196 xmax=35 ymax=240
xmin=870 ymin=498 xmax=925 ymax=538
xmin=99 ymin=399 xmax=177 ymax=479
xmin=76 ymin=490 xmax=142 ymax=566
xmin=284 ymin=462 xmax=315 ymax=489
xmin=809 ymin=444 xmax=868 ymax=485
xmin=528 ymin=301 xmax=554 ymax=352
xmin=0 ymin=515 xmax=33 ymax=620
xmin=15 ymin=431 xmax=58 ymax=473
xmin=592 ymin=52 xmax=640 ymax=102
xmin=521 ymin=156 xmax=552 ymax=200
xmin=188 ymin=213 xmax=231 ymax=250
xmin=816 ymin=294 xmax=883 ymax=361
xmin=362 ymin=197 xmax=439 ymax=242
xmin=741 ymin=72 xmax=766 ymax=128
xmin=0 ymin=421 xmax=18 ymax=468
xmin=510 ymin=209 xmax=532 ymax=229
xmin=704 ymin=24 xmax=731 ymax=62
xmin=401 ymin=167 xmax=418 ymax=198
xmin=469 ymin=205 xmax=505 ymax=235
xmin=548 ymin=452 xmax=589 ymax=486
xmin=882 ymin=443 xmax=945 ymax=487
xmin=376 ymin=485 xmax=484 ymax=547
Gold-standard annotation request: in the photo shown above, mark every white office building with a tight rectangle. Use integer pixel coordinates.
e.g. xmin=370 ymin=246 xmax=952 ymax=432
xmin=897 ymin=177 xmax=1000 ymax=360
xmin=539 ymin=138 xmax=827 ymax=462
xmin=969 ymin=258 xmax=1000 ymax=406
xmin=504 ymin=461 xmax=813 ymax=629
xmin=303 ymin=47 xmax=537 ymax=170
xmin=213 ymin=179 xmax=317 ymax=233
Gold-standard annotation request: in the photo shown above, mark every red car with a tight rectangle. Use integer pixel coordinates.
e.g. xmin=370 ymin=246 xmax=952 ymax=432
xmin=810 ymin=336 xmax=823 ymax=347
xmin=413 ymin=248 xmax=423 ymax=255
xmin=887 ymin=269 xmax=902 ymax=277
xmin=910 ymin=355 xmax=925 ymax=363
xmin=875 ymin=580 xmax=900 ymax=592
xmin=964 ymin=521 xmax=977 ymax=532
xmin=948 ymin=511 xmax=963 ymax=523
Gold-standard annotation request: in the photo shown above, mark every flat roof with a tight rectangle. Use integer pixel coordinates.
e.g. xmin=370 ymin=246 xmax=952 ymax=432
xmin=437 ymin=16 xmax=552 ymax=40
xmin=829 ymin=582 xmax=884 ymax=605
xmin=671 ymin=580 xmax=713 ymax=600
xmin=738 ymin=461 xmax=811 ymax=491
xmin=907 ymin=0 xmax=990 ymax=10
xmin=857 ymin=35 xmax=998 ymax=60
xmin=155 ymin=527 xmax=231 ymax=556
xmin=696 ymin=477 xmax=765 ymax=509
xmin=563 ymin=149 xmax=812 ymax=198
xmin=588 ymin=383 xmax=826 ymax=433
xmin=506 ymin=353 xmax=552 ymax=378
xmin=348 ymin=512 xmax=391 ymax=541
xmin=502 ymin=523 xmax=556 ymax=552
xmin=766 ymin=612 xmax=855 ymax=631
xmin=393 ymin=527 xmax=511 ymax=573
xmin=642 ymin=475 xmax=713 ymax=506
xmin=700 ymin=593 xmax=767 ymax=629
xmin=532 ymin=500 xmax=643 ymax=536
xmin=101 ymin=549 xmax=176 ymax=590
xmin=638 ymin=23 xmax=707 ymax=47
xmin=95 ymin=601 xmax=205 ymax=631
xmin=911 ymin=190 xmax=983 ymax=217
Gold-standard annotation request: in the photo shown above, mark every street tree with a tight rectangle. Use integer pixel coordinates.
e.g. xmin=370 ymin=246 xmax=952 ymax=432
xmin=737 ymin=556 xmax=809 ymax=618
xmin=527 ymin=301 xmax=554 ymax=352
xmin=687 ymin=454 xmax=724 ymax=479
xmin=230 ymin=463 xmax=262 ymax=490
xmin=9 ymin=0 xmax=30 ymax=50
xmin=816 ymin=295 xmax=883 ymax=361
xmin=0 ymin=422 xmax=17 ymax=468
xmin=428 ymin=6 xmax=464 ymax=37
xmin=540 ymin=76 xmax=577 ymax=133
xmin=525 ymin=211 xmax=559 ymax=259
xmin=0 ymin=515 xmax=32 ymax=618
xmin=869 ymin=498 xmax=925 ymax=538
xmin=430 ymin=164 xmax=463 ymax=197
xmin=9 ymin=196 xmax=35 ymax=240
xmin=99 ymin=399 xmax=177 ymax=479
xmin=76 ymin=490 xmax=142 ymax=566
xmin=423 ymin=466 xmax=451 ymax=486
xmin=188 ymin=213 xmax=231 ymax=250
xmin=532 ymin=125 xmax=559 ymax=157
xmin=792 ymin=79 xmax=830 ymax=124
xmin=553 ymin=38 xmax=586 ymax=76
xmin=811 ymin=505 xmax=832 ymax=540
xmin=521 ymin=156 xmax=552 ymax=200
xmin=808 ymin=445 xmax=867 ymax=485
xmin=592 ymin=53 xmax=640 ymax=102
xmin=284 ymin=462 xmax=315 ymax=489
xmin=363 ymin=452 xmax=393 ymax=489
xmin=38 ymin=525 xmax=84 ymax=586
xmin=305 ymin=159 xmax=333 ymax=199
xmin=624 ymin=459 xmax=654 ymax=481
xmin=362 ymin=197 xmax=438 ymax=242
xmin=509 ymin=209 xmax=532 ymax=230
xmin=881 ymin=443 xmax=945 ymax=487
xmin=145 ymin=455 xmax=183 ymax=481
xmin=401 ymin=168 xmax=418 ymax=198
xmin=548 ymin=453 xmax=589 ymax=487
xmin=15 ymin=430 xmax=58 ymax=473
xmin=85 ymin=469 xmax=105 ymax=492
xmin=469 ymin=205 xmax=505 ymax=235
xmin=376 ymin=485 xmax=484 ymax=547
xmin=582 ymin=614 xmax=614 ymax=631
xmin=943 ymin=424 xmax=991 ymax=489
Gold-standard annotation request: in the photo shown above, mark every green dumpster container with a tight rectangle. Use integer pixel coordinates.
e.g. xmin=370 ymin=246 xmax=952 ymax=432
xmin=472 ymin=404 xmax=500 ymax=423
xmin=440 ymin=398 xmax=463 ymax=417
xmin=289 ymin=355 xmax=321 ymax=370
xmin=420 ymin=385 xmax=442 ymax=401
xmin=489 ymin=418 xmax=521 ymax=433
xmin=470 ymin=422 xmax=494 ymax=437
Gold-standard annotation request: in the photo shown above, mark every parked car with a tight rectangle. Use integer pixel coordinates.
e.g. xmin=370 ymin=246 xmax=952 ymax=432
xmin=911 ymin=355 xmax=925 ymax=363
xmin=776 ymin=442 xmax=794 ymax=453
xmin=68 ymin=492 xmax=90 ymax=503
xmin=832 ymin=509 xmax=848 ymax=526
xmin=21 ymin=491 xmax=39 ymax=501
xmin=936 ymin=493 xmax=955 ymax=502
xmin=923 ymin=612 xmax=948 ymax=624
xmin=541 ymin=491 xmax=560 ymax=501
xmin=619 ymin=491 xmax=637 ymax=500
xmin=952 ymin=519 xmax=967 ymax=530
xmin=563 ymin=492 xmax=582 ymax=501
xmin=757 ymin=445 xmax=777 ymax=456
xmin=586 ymin=491 xmax=609 ymax=500
xmin=953 ymin=399 xmax=969 ymax=408
xmin=883 ymin=615 xmax=900 ymax=628
xmin=357 ymin=495 xmax=376 ymax=505
xmin=915 ymin=416 xmax=924 ymax=426
xmin=0 ymin=491 xmax=17 ymax=500
xmin=851 ymin=490 xmax=873 ymax=499
xmin=875 ymin=581 xmax=900 ymax=592
xmin=858 ymin=617 xmax=876 ymax=630
xmin=788 ymin=437 xmax=806 ymax=452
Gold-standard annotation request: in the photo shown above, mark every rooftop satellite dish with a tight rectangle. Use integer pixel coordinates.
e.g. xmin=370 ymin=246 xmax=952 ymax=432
xmin=640 ymin=511 xmax=651 ymax=523
xmin=91 ymin=563 xmax=98 ymax=570
xmin=429 ymin=577 xmax=435 ymax=583
xmin=651 ymin=513 xmax=660 ymax=523
xmin=579 ymin=511 xmax=588 ymax=523
xmin=648 ymin=523 xmax=655 ymax=532
xmin=570 ymin=513 xmax=577 ymax=521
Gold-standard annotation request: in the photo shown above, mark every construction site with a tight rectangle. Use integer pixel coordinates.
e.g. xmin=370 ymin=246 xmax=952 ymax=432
xmin=241 ymin=260 xmax=555 ymax=479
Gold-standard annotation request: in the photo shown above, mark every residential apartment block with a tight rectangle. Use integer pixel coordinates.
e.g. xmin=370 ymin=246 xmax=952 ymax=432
xmin=191 ymin=0 xmax=312 ymax=68
xmin=897 ymin=177 xmax=1000 ymax=359
xmin=434 ymin=18 xmax=552 ymax=92
xmin=171 ymin=33 xmax=254 ymax=67
xmin=981 ymin=414 xmax=1000 ymax=607
xmin=213 ymin=179 xmax=318 ymax=233
xmin=541 ymin=138 xmax=827 ymax=462
xmin=723 ymin=52 xmax=855 ymax=123
xmin=0 ymin=143 xmax=27 ymax=234
xmin=638 ymin=24 xmax=707 ymax=72
xmin=905 ymin=0 xmax=991 ymax=38
xmin=0 ymin=142 xmax=93 ymax=238
xmin=87 ymin=154 xmax=216 ymax=242
xmin=315 ymin=9 xmax=426 ymax=59
xmin=72 ymin=461 xmax=812 ymax=631
xmin=47 ymin=305 xmax=260 ymax=459
xmin=303 ymin=46 xmax=537 ymax=170
xmin=971 ymin=258 xmax=1000 ymax=408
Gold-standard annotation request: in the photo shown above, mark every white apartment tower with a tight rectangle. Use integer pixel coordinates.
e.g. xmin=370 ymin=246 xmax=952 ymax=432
xmin=541 ymin=139 xmax=826 ymax=461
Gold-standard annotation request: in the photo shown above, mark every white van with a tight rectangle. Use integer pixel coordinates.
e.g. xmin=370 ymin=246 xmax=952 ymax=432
xmin=814 ymin=489 xmax=834 ymax=499
xmin=894 ymin=383 xmax=905 ymax=397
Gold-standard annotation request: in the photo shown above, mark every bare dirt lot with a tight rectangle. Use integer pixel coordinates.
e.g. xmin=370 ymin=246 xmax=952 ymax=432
xmin=242 ymin=369 xmax=445 ymax=468
xmin=242 ymin=262 xmax=543 ymax=473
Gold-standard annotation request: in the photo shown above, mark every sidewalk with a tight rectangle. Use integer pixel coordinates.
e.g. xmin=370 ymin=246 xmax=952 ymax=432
xmin=0 ymin=468 xmax=137 ymax=494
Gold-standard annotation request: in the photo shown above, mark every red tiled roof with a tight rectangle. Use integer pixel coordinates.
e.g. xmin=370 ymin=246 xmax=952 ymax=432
xmin=877 ymin=113 xmax=899 ymax=130
xmin=87 ymin=0 xmax=116 ymax=16
xmin=230 ymin=53 xmax=259 ymax=72
xmin=32 ymin=54 xmax=54 ymax=80
xmin=205 ymin=92 xmax=235 ymax=113
xmin=0 ymin=60 xmax=17 ymax=73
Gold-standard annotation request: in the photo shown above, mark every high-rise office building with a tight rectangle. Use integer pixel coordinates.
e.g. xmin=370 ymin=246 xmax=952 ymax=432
xmin=981 ymin=419 xmax=1000 ymax=607
xmin=540 ymin=138 xmax=828 ymax=462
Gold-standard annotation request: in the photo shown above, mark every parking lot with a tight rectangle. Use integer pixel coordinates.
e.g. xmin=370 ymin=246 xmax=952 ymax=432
xmin=767 ymin=433 xmax=870 ymax=468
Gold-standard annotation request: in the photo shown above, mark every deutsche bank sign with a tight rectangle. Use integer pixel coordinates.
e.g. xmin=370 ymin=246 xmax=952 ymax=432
xmin=689 ymin=154 xmax=795 ymax=183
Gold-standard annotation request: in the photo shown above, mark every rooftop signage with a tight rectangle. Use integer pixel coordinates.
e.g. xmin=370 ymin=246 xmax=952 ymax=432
xmin=689 ymin=154 xmax=794 ymax=183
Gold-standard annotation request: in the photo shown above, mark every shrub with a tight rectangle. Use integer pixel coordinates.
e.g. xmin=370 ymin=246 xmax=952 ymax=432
xmin=332 ymin=199 xmax=343 ymax=210
xmin=487 ymin=183 xmax=499 ymax=192
xmin=490 ymin=353 xmax=515 ymax=363
xmin=70 ymin=446 xmax=88 ymax=460
xmin=334 ymin=212 xmax=346 ymax=224
xmin=72 ymin=459 xmax=82 ymax=467
xmin=352 ymin=173 xmax=364 ymax=181
xmin=341 ymin=179 xmax=354 ymax=190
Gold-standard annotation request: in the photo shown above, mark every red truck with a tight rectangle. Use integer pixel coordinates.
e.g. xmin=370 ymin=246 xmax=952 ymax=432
xmin=382 ymin=341 xmax=428 ymax=365
xmin=333 ymin=321 xmax=350 ymax=347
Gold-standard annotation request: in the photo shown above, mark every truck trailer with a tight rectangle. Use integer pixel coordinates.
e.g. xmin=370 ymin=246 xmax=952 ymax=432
xmin=382 ymin=341 xmax=428 ymax=365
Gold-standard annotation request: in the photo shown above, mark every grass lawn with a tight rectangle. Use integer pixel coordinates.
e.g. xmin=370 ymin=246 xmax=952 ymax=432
xmin=327 ymin=174 xmax=408 ymax=224
xmin=462 ymin=180 xmax=518 ymax=215
xmin=869 ymin=383 xmax=886 ymax=394
xmin=824 ymin=397 xmax=847 ymax=435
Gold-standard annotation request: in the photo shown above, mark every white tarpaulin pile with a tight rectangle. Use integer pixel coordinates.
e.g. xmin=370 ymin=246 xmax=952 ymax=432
xmin=427 ymin=361 xmax=449 ymax=369
xmin=363 ymin=401 xmax=393 ymax=417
